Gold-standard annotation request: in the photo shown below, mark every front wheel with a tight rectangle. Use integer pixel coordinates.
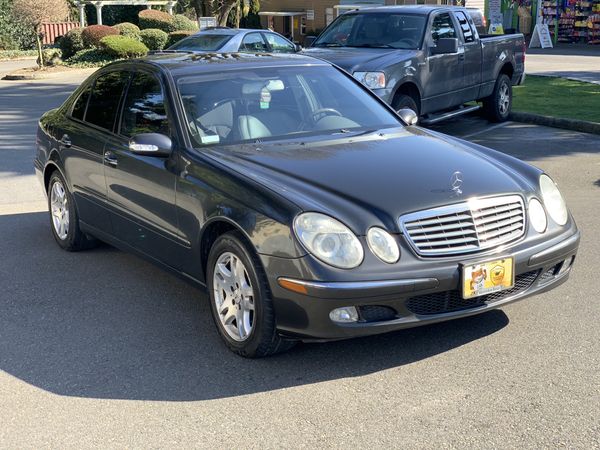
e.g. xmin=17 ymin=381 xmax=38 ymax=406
xmin=483 ymin=74 xmax=512 ymax=122
xmin=207 ymin=231 xmax=296 ymax=357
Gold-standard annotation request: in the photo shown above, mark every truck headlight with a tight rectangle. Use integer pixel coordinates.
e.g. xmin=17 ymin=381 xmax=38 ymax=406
xmin=528 ymin=198 xmax=547 ymax=233
xmin=367 ymin=227 xmax=400 ymax=263
xmin=540 ymin=174 xmax=568 ymax=226
xmin=353 ymin=71 xmax=386 ymax=89
xmin=294 ymin=212 xmax=364 ymax=269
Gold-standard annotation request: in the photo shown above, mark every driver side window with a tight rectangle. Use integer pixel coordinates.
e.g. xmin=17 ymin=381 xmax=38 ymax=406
xmin=240 ymin=33 xmax=268 ymax=52
xmin=431 ymin=13 xmax=457 ymax=42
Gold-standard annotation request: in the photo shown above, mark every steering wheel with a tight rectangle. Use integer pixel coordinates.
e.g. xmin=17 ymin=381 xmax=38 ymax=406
xmin=312 ymin=108 xmax=343 ymax=121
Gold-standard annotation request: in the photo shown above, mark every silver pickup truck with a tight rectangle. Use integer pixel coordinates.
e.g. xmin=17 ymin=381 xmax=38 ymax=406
xmin=303 ymin=6 xmax=525 ymax=124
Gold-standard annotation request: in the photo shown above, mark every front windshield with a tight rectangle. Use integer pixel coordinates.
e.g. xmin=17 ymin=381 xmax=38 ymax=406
xmin=168 ymin=34 xmax=233 ymax=51
xmin=177 ymin=66 xmax=400 ymax=147
xmin=314 ymin=13 xmax=426 ymax=49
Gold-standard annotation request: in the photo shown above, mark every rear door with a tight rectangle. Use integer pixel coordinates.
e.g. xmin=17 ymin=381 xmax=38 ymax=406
xmin=422 ymin=11 xmax=464 ymax=113
xmin=454 ymin=10 xmax=482 ymax=101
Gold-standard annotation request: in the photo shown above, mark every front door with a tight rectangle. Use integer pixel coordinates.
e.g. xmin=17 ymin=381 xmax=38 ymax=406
xmin=421 ymin=11 xmax=464 ymax=113
xmin=103 ymin=70 xmax=183 ymax=269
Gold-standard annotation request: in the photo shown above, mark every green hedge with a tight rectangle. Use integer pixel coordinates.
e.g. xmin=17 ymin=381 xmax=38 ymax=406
xmin=113 ymin=22 xmax=141 ymax=40
xmin=173 ymin=14 xmax=198 ymax=32
xmin=64 ymin=48 xmax=114 ymax=68
xmin=59 ymin=28 xmax=85 ymax=59
xmin=140 ymin=28 xmax=168 ymax=51
xmin=138 ymin=9 xmax=176 ymax=33
xmin=82 ymin=25 xmax=119 ymax=48
xmin=166 ymin=30 xmax=195 ymax=48
xmin=99 ymin=35 xmax=148 ymax=58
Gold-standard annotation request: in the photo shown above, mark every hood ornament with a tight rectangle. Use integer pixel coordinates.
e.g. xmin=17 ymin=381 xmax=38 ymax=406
xmin=450 ymin=171 xmax=463 ymax=195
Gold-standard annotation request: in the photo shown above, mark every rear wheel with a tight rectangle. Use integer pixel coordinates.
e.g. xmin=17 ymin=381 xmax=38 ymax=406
xmin=483 ymin=74 xmax=512 ymax=122
xmin=47 ymin=171 xmax=96 ymax=251
xmin=207 ymin=231 xmax=296 ymax=357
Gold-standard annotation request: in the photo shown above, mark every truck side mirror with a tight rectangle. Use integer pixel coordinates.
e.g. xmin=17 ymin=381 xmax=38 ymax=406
xmin=431 ymin=38 xmax=459 ymax=55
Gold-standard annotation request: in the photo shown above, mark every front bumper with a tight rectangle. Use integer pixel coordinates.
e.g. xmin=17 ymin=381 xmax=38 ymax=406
xmin=263 ymin=228 xmax=580 ymax=341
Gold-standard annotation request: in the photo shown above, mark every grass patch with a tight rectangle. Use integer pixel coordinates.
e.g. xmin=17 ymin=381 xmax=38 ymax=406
xmin=513 ymin=75 xmax=600 ymax=123
xmin=0 ymin=49 xmax=37 ymax=60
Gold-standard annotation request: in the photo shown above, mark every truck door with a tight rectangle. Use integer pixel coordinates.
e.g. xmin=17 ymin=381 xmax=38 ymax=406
xmin=422 ymin=11 xmax=464 ymax=113
xmin=454 ymin=10 xmax=482 ymax=101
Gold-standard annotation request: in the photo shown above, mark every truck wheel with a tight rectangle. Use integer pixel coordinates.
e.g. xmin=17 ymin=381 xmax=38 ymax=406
xmin=207 ymin=231 xmax=297 ymax=358
xmin=393 ymin=94 xmax=420 ymax=116
xmin=483 ymin=74 xmax=512 ymax=122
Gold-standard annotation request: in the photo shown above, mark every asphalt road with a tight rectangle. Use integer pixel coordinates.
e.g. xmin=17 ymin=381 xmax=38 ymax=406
xmin=1 ymin=71 xmax=599 ymax=448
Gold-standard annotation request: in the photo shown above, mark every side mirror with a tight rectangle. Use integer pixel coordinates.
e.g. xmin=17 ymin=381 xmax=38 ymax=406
xmin=304 ymin=36 xmax=317 ymax=47
xmin=397 ymin=108 xmax=418 ymax=126
xmin=431 ymin=37 xmax=459 ymax=55
xmin=294 ymin=43 xmax=302 ymax=52
xmin=129 ymin=133 xmax=172 ymax=157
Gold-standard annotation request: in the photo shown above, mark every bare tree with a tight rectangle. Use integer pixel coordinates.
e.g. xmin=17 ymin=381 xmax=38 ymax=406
xmin=12 ymin=0 xmax=69 ymax=67
xmin=191 ymin=0 xmax=238 ymax=26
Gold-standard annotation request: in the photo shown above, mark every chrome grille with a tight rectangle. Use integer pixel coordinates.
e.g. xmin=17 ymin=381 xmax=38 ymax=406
xmin=400 ymin=195 xmax=525 ymax=256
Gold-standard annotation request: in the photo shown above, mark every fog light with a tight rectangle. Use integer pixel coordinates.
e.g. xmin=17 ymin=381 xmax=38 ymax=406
xmin=329 ymin=306 xmax=359 ymax=323
xmin=558 ymin=256 xmax=575 ymax=275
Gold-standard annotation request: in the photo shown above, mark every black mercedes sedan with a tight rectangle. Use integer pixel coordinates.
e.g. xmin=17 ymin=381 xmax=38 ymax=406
xmin=35 ymin=53 xmax=580 ymax=357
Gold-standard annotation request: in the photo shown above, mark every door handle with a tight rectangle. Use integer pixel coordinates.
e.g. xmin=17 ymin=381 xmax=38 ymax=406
xmin=60 ymin=134 xmax=71 ymax=147
xmin=104 ymin=151 xmax=118 ymax=167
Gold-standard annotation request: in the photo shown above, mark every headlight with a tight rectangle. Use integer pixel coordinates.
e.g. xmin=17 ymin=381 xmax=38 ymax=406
xmin=294 ymin=212 xmax=364 ymax=269
xmin=353 ymin=71 xmax=386 ymax=89
xmin=528 ymin=198 xmax=547 ymax=233
xmin=540 ymin=174 xmax=568 ymax=225
xmin=367 ymin=227 xmax=400 ymax=263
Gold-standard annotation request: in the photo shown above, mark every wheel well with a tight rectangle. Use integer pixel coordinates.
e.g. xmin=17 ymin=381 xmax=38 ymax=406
xmin=393 ymin=83 xmax=421 ymax=112
xmin=43 ymin=163 xmax=58 ymax=193
xmin=499 ymin=63 xmax=514 ymax=80
xmin=199 ymin=220 xmax=239 ymax=276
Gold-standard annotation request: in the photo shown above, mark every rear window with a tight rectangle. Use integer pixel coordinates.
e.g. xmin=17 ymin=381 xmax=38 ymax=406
xmin=85 ymin=71 xmax=130 ymax=132
xmin=455 ymin=11 xmax=476 ymax=43
xmin=169 ymin=34 xmax=233 ymax=51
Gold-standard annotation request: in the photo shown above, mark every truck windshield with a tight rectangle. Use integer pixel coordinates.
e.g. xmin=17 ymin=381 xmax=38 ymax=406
xmin=177 ymin=66 xmax=400 ymax=147
xmin=313 ymin=13 xmax=426 ymax=50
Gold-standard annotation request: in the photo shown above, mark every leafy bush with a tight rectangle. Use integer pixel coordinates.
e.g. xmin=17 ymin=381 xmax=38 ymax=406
xmin=0 ymin=0 xmax=37 ymax=49
xmin=114 ymin=22 xmax=141 ymax=40
xmin=166 ymin=30 xmax=195 ymax=48
xmin=172 ymin=14 xmax=198 ymax=32
xmin=59 ymin=27 xmax=85 ymax=59
xmin=139 ymin=28 xmax=168 ymax=50
xmin=0 ymin=34 xmax=18 ymax=50
xmin=81 ymin=24 xmax=119 ymax=48
xmin=64 ymin=48 xmax=114 ymax=68
xmin=37 ymin=47 xmax=62 ymax=66
xmin=138 ymin=9 xmax=175 ymax=33
xmin=99 ymin=35 xmax=148 ymax=58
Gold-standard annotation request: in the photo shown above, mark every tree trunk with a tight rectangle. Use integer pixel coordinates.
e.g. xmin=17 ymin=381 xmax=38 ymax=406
xmin=216 ymin=0 xmax=238 ymax=26
xmin=35 ymin=28 xmax=44 ymax=69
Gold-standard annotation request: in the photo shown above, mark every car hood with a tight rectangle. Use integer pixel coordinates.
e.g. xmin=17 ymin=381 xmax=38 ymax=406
xmin=203 ymin=127 xmax=535 ymax=234
xmin=302 ymin=47 xmax=417 ymax=73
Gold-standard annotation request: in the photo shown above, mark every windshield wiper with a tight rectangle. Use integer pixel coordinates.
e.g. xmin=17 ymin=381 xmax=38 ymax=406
xmin=348 ymin=43 xmax=395 ymax=49
xmin=313 ymin=42 xmax=343 ymax=47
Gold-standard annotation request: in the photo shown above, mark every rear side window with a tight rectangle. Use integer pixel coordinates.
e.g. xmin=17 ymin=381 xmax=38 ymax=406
xmin=455 ymin=11 xmax=475 ymax=43
xmin=71 ymin=86 xmax=91 ymax=120
xmin=120 ymin=72 xmax=170 ymax=137
xmin=431 ymin=13 xmax=457 ymax=42
xmin=86 ymin=71 xmax=130 ymax=132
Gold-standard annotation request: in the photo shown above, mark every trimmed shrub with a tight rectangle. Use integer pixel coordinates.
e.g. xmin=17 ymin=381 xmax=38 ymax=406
xmin=81 ymin=24 xmax=119 ymax=48
xmin=59 ymin=27 xmax=85 ymax=59
xmin=113 ymin=22 xmax=141 ymax=40
xmin=139 ymin=28 xmax=168 ymax=51
xmin=64 ymin=48 xmax=114 ymax=68
xmin=138 ymin=9 xmax=175 ymax=33
xmin=99 ymin=35 xmax=148 ymax=58
xmin=37 ymin=48 xmax=62 ymax=66
xmin=166 ymin=30 xmax=195 ymax=48
xmin=172 ymin=14 xmax=198 ymax=32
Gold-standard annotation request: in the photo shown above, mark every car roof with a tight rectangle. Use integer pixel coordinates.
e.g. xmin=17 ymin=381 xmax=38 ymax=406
xmin=188 ymin=28 xmax=277 ymax=36
xmin=120 ymin=52 xmax=331 ymax=77
xmin=345 ymin=5 xmax=458 ymax=14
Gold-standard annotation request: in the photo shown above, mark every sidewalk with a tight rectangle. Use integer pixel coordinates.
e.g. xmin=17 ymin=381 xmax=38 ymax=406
xmin=526 ymin=43 xmax=600 ymax=84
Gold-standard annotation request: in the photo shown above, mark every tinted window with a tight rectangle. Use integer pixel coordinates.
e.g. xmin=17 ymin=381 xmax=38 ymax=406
xmin=178 ymin=66 xmax=400 ymax=146
xmin=71 ymin=85 xmax=91 ymax=120
xmin=264 ymin=33 xmax=295 ymax=53
xmin=455 ymin=11 xmax=475 ymax=43
xmin=314 ymin=13 xmax=426 ymax=50
xmin=240 ymin=33 xmax=268 ymax=52
xmin=120 ymin=72 xmax=170 ymax=137
xmin=169 ymin=34 xmax=233 ymax=51
xmin=431 ymin=13 xmax=457 ymax=42
xmin=85 ymin=71 xmax=130 ymax=131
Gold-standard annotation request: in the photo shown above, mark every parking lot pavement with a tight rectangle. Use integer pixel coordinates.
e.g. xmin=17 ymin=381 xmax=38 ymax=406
xmin=526 ymin=46 xmax=600 ymax=84
xmin=1 ymin=75 xmax=599 ymax=448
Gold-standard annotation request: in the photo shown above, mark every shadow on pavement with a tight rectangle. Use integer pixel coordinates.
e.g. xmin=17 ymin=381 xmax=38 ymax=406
xmin=1 ymin=211 xmax=509 ymax=401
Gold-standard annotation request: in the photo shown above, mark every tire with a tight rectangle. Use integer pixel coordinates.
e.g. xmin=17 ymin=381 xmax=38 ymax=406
xmin=206 ymin=231 xmax=296 ymax=358
xmin=483 ymin=74 xmax=512 ymax=122
xmin=393 ymin=93 xmax=420 ymax=116
xmin=47 ymin=171 xmax=96 ymax=251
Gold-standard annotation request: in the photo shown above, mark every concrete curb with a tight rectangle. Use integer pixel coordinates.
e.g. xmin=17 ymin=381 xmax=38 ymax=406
xmin=509 ymin=111 xmax=600 ymax=135
xmin=1 ymin=73 xmax=37 ymax=80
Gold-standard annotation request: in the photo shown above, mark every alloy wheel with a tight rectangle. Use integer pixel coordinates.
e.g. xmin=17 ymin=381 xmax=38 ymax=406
xmin=212 ymin=251 xmax=255 ymax=341
xmin=50 ymin=180 xmax=69 ymax=240
xmin=498 ymin=83 xmax=510 ymax=115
